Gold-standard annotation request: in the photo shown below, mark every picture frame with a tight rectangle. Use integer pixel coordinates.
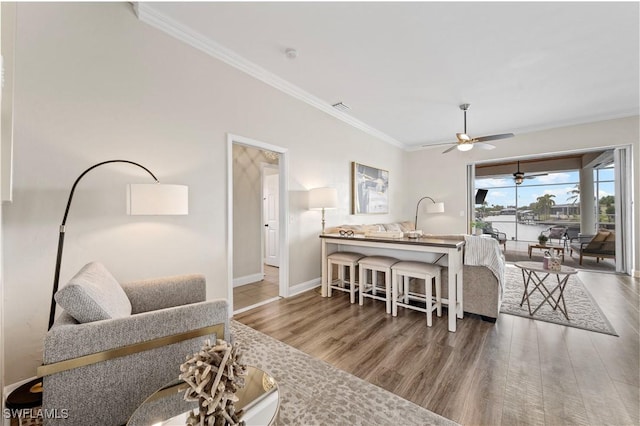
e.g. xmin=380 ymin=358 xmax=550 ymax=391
xmin=351 ymin=162 xmax=389 ymax=214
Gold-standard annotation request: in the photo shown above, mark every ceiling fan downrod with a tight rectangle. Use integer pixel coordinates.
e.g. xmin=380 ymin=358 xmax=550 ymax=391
xmin=460 ymin=103 xmax=470 ymax=134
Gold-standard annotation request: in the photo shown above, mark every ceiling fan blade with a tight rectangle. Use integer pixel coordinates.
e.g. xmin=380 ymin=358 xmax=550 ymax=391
xmin=524 ymin=173 xmax=549 ymax=178
xmin=422 ymin=141 xmax=459 ymax=148
xmin=474 ymin=133 xmax=515 ymax=143
xmin=442 ymin=144 xmax=459 ymax=154
xmin=474 ymin=142 xmax=496 ymax=150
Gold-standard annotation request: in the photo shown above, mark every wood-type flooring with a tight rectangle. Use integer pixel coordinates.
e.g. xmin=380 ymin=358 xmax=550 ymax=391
xmin=235 ymin=270 xmax=639 ymax=425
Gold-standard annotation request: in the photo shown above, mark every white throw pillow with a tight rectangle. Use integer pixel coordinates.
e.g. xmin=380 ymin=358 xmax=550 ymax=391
xmin=54 ymin=262 xmax=132 ymax=323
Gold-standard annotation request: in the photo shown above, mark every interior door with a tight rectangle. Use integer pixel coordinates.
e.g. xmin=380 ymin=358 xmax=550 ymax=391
xmin=264 ymin=172 xmax=279 ymax=267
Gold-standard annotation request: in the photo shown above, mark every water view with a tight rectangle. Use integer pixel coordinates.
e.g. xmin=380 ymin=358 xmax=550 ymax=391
xmin=481 ymin=215 xmax=579 ymax=242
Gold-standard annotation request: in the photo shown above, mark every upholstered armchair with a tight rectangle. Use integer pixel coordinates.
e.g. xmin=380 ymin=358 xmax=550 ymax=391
xmin=41 ymin=262 xmax=229 ymax=426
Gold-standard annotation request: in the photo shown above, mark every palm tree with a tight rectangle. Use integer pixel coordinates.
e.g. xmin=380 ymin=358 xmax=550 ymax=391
xmin=567 ymin=184 xmax=580 ymax=205
xmin=536 ymin=194 xmax=556 ymax=220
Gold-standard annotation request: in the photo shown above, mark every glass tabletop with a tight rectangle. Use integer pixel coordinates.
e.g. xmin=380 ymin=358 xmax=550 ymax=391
xmin=127 ymin=366 xmax=279 ymax=426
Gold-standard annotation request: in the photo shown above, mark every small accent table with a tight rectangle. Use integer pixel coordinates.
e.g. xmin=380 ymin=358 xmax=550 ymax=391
xmin=127 ymin=366 xmax=279 ymax=426
xmin=527 ymin=243 xmax=565 ymax=260
xmin=515 ymin=261 xmax=577 ymax=320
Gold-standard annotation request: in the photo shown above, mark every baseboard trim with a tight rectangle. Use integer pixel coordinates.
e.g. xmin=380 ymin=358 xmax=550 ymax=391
xmin=233 ymin=273 xmax=264 ymax=288
xmin=289 ymin=277 xmax=321 ymax=297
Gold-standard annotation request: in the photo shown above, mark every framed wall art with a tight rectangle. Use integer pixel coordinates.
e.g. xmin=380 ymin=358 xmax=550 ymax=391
xmin=351 ymin=162 xmax=389 ymax=214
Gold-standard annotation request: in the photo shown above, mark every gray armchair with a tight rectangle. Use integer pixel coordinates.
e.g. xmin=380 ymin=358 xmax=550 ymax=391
xmin=41 ymin=262 xmax=229 ymax=426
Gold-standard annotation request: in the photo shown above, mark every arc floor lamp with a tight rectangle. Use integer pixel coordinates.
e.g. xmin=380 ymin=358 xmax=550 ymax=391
xmin=8 ymin=159 xmax=188 ymax=410
xmin=414 ymin=196 xmax=445 ymax=230
xmin=48 ymin=159 xmax=188 ymax=329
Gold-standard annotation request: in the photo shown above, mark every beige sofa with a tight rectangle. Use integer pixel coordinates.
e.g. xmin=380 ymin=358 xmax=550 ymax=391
xmin=326 ymin=222 xmax=503 ymax=321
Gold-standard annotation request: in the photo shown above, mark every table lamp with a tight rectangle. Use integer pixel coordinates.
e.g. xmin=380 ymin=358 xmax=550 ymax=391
xmin=309 ymin=187 xmax=338 ymax=234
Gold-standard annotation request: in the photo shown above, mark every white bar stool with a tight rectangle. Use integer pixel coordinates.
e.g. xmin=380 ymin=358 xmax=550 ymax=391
xmin=391 ymin=261 xmax=442 ymax=326
xmin=358 ymin=256 xmax=398 ymax=314
xmin=327 ymin=252 xmax=365 ymax=303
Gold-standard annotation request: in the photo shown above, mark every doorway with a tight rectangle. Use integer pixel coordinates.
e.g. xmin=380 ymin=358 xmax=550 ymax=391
xmin=227 ymin=134 xmax=289 ymax=314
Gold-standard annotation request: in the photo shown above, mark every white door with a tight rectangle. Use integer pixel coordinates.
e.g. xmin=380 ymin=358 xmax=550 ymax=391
xmin=264 ymin=173 xmax=279 ymax=267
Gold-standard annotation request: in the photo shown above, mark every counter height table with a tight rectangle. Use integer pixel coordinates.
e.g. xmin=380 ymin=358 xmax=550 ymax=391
xmin=320 ymin=234 xmax=465 ymax=332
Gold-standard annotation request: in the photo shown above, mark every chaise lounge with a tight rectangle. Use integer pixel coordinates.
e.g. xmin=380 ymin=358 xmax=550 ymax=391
xmin=569 ymin=229 xmax=616 ymax=265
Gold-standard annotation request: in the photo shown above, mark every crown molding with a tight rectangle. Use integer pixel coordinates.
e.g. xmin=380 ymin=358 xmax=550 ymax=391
xmin=133 ymin=3 xmax=405 ymax=150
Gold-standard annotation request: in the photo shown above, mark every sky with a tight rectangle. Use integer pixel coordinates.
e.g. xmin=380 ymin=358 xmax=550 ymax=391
xmin=476 ymin=169 xmax=615 ymax=208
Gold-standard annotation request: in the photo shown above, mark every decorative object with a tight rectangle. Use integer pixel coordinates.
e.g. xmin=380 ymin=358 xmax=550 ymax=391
xmin=180 ymin=338 xmax=247 ymax=426
xmin=500 ymin=266 xmax=617 ymax=336
xmin=351 ymin=162 xmax=389 ymax=214
xmin=308 ymin=187 xmax=338 ymax=234
xmin=413 ymin=196 xmax=445 ymax=229
xmin=230 ymin=321 xmax=457 ymax=425
xmin=537 ymin=233 xmax=549 ymax=245
xmin=543 ymin=251 xmax=562 ymax=271
xmin=48 ymin=160 xmax=189 ymax=329
xmin=470 ymin=220 xmax=486 ymax=235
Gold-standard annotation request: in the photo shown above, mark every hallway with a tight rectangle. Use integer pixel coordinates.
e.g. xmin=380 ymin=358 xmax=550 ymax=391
xmin=233 ymin=265 xmax=279 ymax=311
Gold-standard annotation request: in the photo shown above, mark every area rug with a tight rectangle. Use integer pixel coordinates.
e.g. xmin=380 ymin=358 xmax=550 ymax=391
xmin=230 ymin=320 xmax=457 ymax=426
xmin=500 ymin=265 xmax=618 ymax=336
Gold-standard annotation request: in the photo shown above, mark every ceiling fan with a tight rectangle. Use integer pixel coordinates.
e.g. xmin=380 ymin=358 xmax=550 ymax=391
xmin=513 ymin=161 xmax=548 ymax=185
xmin=440 ymin=104 xmax=515 ymax=154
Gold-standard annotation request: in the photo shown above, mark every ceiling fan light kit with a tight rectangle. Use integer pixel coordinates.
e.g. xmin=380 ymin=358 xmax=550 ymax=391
xmin=457 ymin=142 xmax=474 ymax=151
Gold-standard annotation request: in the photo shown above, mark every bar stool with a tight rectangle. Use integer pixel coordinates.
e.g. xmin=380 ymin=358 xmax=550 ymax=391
xmin=358 ymin=256 xmax=398 ymax=314
xmin=391 ymin=261 xmax=442 ymax=326
xmin=327 ymin=252 xmax=365 ymax=303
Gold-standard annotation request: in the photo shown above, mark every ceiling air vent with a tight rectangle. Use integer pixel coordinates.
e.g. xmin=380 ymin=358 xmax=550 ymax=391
xmin=332 ymin=102 xmax=351 ymax=112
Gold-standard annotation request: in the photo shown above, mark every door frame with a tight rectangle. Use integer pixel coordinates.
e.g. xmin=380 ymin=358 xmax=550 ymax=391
xmin=227 ymin=133 xmax=289 ymax=314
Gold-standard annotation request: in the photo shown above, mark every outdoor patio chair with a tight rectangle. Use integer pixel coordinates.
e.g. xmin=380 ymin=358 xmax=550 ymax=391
xmin=543 ymin=226 xmax=568 ymax=246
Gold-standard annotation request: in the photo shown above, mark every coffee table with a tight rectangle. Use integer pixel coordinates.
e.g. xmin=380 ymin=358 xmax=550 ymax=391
xmin=528 ymin=243 xmax=565 ymax=260
xmin=127 ymin=366 xmax=279 ymax=426
xmin=515 ymin=261 xmax=578 ymax=320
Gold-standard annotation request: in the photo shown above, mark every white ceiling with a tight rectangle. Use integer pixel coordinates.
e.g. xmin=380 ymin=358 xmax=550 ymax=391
xmin=144 ymin=2 xmax=639 ymax=149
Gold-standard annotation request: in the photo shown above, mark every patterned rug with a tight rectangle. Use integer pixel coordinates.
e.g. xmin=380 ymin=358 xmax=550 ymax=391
xmin=230 ymin=321 xmax=457 ymax=426
xmin=500 ymin=265 xmax=618 ymax=336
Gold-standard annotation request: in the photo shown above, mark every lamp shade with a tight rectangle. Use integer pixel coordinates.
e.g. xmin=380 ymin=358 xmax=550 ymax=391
xmin=425 ymin=202 xmax=445 ymax=213
xmin=127 ymin=184 xmax=189 ymax=215
xmin=308 ymin=187 xmax=338 ymax=210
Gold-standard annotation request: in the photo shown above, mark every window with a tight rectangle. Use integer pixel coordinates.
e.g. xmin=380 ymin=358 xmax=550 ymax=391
xmin=595 ymin=165 xmax=615 ymax=231
xmin=475 ymin=171 xmax=582 ymax=242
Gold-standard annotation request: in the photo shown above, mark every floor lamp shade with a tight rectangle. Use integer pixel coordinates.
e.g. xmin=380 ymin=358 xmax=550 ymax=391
xmin=127 ymin=184 xmax=189 ymax=215
xmin=308 ymin=187 xmax=338 ymax=210
xmin=425 ymin=201 xmax=445 ymax=213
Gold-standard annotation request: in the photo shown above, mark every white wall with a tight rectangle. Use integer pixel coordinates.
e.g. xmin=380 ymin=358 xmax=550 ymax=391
xmin=406 ymin=116 xmax=639 ymax=274
xmin=1 ymin=3 xmax=408 ymax=384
